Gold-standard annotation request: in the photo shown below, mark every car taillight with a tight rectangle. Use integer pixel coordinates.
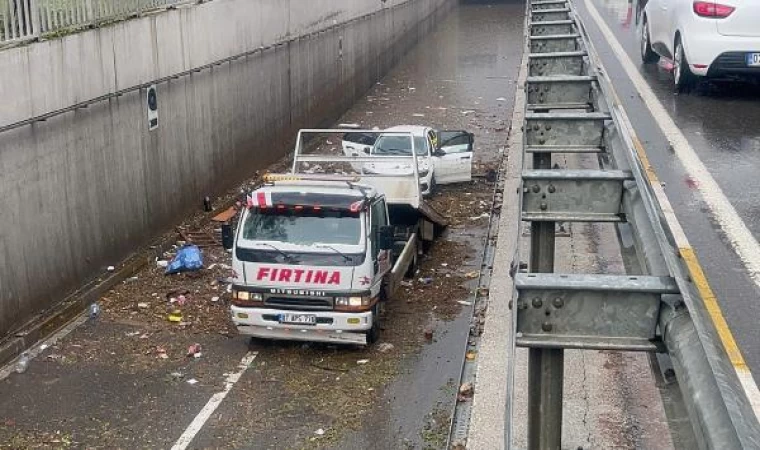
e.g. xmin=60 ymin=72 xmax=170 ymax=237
xmin=693 ymin=1 xmax=735 ymax=18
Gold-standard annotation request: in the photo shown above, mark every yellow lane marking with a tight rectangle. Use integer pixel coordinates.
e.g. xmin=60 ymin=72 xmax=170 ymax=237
xmin=680 ymin=247 xmax=747 ymax=369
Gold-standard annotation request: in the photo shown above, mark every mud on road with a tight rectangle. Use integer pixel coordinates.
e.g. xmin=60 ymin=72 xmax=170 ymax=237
xmin=0 ymin=2 xmax=524 ymax=449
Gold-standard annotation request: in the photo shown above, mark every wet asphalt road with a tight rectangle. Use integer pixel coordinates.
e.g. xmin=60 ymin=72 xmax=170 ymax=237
xmin=0 ymin=2 xmax=524 ymax=449
xmin=574 ymin=0 xmax=760 ymax=382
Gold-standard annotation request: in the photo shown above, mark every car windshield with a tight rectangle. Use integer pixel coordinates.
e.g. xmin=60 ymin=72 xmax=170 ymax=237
xmin=373 ymin=135 xmax=428 ymax=156
xmin=241 ymin=209 xmax=362 ymax=246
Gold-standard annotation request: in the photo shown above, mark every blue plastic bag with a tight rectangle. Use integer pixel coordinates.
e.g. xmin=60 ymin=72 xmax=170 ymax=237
xmin=165 ymin=245 xmax=204 ymax=275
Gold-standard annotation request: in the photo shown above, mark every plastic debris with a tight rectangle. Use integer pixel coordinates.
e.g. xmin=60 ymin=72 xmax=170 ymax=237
xmin=315 ymin=428 xmax=325 ymax=436
xmin=186 ymin=378 xmax=198 ymax=385
xmin=466 ymin=351 xmax=478 ymax=361
xmin=496 ymin=97 xmax=507 ymax=101
xmin=211 ymin=296 xmax=220 ymax=303
xmin=441 ymin=263 xmax=449 ymax=267
xmin=137 ymin=302 xmax=149 ymax=309
xmin=126 ymin=276 xmax=139 ymax=282
xmin=418 ymin=277 xmax=433 ymax=285
xmin=412 ymin=113 xmax=425 ymax=117
xmin=377 ymin=342 xmax=395 ymax=353
xmin=165 ymin=245 xmax=204 ymax=275
xmin=156 ymin=260 xmax=169 ymax=269
xmin=15 ymin=352 xmax=30 ymax=374
xmin=356 ymin=359 xmax=370 ymax=365
xmin=459 ymin=382 xmax=474 ymax=397
xmin=423 ymin=327 xmax=434 ymax=340
xmin=457 ymin=300 xmax=473 ymax=306
xmin=125 ymin=331 xmax=141 ymax=337
xmin=107 ymin=266 xmax=115 ymax=272
xmin=400 ymin=280 xmax=413 ymax=288
xmin=464 ymin=271 xmax=479 ymax=279
xmin=187 ymin=343 xmax=202 ymax=358
xmin=88 ymin=303 xmax=101 ymax=320
xmin=167 ymin=310 xmax=183 ymax=323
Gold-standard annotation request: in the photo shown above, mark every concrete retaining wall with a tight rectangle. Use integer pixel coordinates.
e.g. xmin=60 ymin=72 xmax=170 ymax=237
xmin=0 ymin=0 xmax=454 ymax=338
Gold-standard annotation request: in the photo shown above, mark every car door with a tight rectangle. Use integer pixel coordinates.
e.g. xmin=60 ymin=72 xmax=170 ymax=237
xmin=432 ymin=131 xmax=474 ymax=184
xmin=650 ymin=0 xmax=671 ymax=57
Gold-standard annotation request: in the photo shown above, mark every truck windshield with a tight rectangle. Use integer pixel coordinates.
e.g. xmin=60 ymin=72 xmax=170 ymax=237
xmin=242 ymin=209 xmax=362 ymax=246
xmin=373 ymin=135 xmax=428 ymax=156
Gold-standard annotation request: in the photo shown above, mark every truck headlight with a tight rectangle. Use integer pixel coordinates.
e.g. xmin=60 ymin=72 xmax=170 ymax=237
xmin=232 ymin=290 xmax=263 ymax=306
xmin=335 ymin=296 xmax=371 ymax=306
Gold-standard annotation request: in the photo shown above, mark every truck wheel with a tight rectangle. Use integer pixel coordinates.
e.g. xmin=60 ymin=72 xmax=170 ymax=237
xmin=366 ymin=303 xmax=381 ymax=344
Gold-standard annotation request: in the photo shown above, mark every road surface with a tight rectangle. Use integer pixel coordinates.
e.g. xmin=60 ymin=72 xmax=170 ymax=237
xmin=573 ymin=0 xmax=760 ymax=387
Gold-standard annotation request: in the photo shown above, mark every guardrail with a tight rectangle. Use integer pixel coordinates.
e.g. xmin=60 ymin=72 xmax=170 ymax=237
xmin=0 ymin=0 xmax=198 ymax=45
xmin=509 ymin=0 xmax=760 ymax=449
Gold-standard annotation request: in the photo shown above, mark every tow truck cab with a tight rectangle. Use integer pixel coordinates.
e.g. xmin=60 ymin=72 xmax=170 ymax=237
xmin=230 ymin=177 xmax=395 ymax=345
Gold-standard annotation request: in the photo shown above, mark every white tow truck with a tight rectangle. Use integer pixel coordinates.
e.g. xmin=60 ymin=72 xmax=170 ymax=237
xmin=229 ymin=130 xmax=448 ymax=345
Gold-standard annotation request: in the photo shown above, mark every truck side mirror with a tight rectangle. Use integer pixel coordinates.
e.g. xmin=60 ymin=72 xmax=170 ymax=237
xmin=379 ymin=226 xmax=394 ymax=251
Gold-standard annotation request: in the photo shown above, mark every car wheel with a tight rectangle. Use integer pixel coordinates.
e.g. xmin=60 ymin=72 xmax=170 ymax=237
xmin=640 ymin=17 xmax=658 ymax=63
xmin=366 ymin=303 xmax=381 ymax=344
xmin=674 ymin=36 xmax=696 ymax=92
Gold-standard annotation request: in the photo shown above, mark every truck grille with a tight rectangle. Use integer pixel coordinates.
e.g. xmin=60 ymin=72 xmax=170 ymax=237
xmin=265 ymin=296 xmax=333 ymax=311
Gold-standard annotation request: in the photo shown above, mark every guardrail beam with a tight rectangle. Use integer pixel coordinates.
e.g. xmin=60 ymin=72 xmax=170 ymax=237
xmin=531 ymin=9 xmax=570 ymax=22
xmin=530 ymin=20 xmax=575 ymax=36
xmin=522 ymin=169 xmax=630 ymax=222
xmin=515 ymin=273 xmax=677 ymax=351
xmin=528 ymin=51 xmax=586 ymax=76
xmin=525 ymin=112 xmax=610 ymax=147
xmin=526 ymin=75 xmax=595 ymax=109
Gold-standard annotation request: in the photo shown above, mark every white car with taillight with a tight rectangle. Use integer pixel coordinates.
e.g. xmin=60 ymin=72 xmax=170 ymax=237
xmin=640 ymin=0 xmax=760 ymax=90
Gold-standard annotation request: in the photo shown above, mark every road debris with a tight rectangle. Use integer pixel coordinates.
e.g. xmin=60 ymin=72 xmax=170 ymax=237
xmin=356 ymin=359 xmax=370 ymax=365
xmin=186 ymin=378 xmax=198 ymax=385
xmin=187 ymin=343 xmax=202 ymax=358
xmin=377 ymin=342 xmax=395 ymax=353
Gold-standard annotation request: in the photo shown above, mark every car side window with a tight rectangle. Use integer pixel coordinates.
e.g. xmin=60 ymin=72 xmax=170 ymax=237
xmin=437 ymin=131 xmax=472 ymax=154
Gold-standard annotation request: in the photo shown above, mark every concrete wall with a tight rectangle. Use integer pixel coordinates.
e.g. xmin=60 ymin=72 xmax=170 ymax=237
xmin=0 ymin=0 xmax=455 ymax=338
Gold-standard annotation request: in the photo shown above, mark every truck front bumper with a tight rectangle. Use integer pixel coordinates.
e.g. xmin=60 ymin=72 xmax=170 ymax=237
xmin=230 ymin=306 xmax=373 ymax=345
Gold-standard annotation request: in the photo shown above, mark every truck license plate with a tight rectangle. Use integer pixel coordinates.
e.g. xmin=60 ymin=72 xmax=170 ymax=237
xmin=280 ymin=313 xmax=316 ymax=325
xmin=747 ymin=53 xmax=760 ymax=67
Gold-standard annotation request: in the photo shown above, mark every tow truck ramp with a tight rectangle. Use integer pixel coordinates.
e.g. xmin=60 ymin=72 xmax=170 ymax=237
xmin=507 ymin=1 xmax=760 ymax=449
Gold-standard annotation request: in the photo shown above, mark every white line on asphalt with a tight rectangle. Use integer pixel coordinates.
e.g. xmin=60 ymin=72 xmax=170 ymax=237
xmin=171 ymin=351 xmax=258 ymax=450
xmin=582 ymin=0 xmax=760 ymax=289
xmin=582 ymin=0 xmax=760 ymax=415
xmin=0 ymin=313 xmax=89 ymax=381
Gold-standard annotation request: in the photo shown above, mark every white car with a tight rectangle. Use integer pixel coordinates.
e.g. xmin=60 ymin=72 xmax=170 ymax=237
xmin=640 ymin=0 xmax=760 ymax=90
xmin=341 ymin=125 xmax=474 ymax=196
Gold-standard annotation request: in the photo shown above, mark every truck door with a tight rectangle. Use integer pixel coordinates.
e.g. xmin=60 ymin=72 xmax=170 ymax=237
xmin=432 ymin=131 xmax=474 ymax=184
xmin=370 ymin=199 xmax=391 ymax=277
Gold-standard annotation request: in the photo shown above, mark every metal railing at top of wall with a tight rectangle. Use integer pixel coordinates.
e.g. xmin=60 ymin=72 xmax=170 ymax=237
xmin=0 ymin=0 xmax=202 ymax=45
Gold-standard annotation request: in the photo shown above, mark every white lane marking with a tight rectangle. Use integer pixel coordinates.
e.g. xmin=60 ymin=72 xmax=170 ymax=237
xmin=582 ymin=0 xmax=760 ymax=289
xmin=0 ymin=313 xmax=88 ymax=381
xmin=171 ymin=351 xmax=258 ymax=450
xmin=581 ymin=0 xmax=760 ymax=414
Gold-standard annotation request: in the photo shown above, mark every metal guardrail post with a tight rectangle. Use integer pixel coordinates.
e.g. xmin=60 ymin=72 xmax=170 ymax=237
xmin=527 ymin=152 xmax=563 ymax=450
